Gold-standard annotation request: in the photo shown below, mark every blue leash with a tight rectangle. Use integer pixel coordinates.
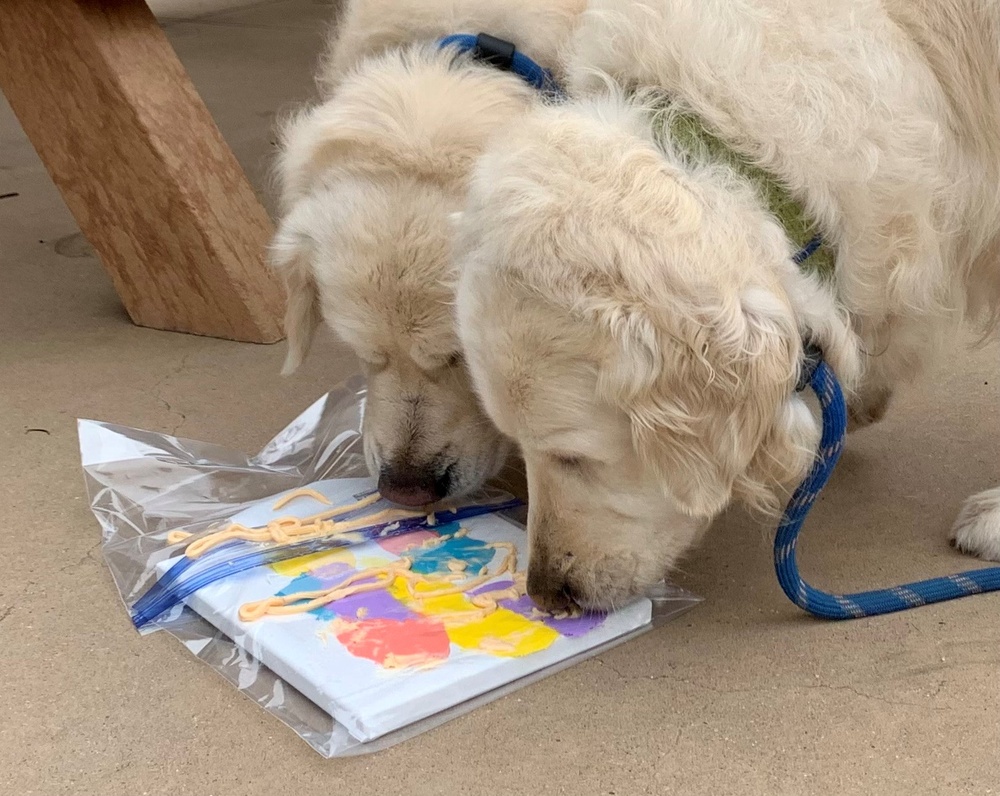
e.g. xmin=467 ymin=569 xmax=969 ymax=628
xmin=775 ymin=355 xmax=1000 ymax=618
xmin=434 ymin=34 xmax=1000 ymax=619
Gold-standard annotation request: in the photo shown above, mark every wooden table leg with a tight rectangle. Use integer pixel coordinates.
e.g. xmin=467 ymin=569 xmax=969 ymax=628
xmin=0 ymin=0 xmax=285 ymax=343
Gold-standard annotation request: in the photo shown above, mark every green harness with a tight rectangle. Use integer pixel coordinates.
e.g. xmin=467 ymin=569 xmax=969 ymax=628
xmin=653 ymin=107 xmax=835 ymax=277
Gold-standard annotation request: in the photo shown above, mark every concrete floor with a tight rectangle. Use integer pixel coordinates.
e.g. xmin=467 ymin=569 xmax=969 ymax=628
xmin=2 ymin=1 xmax=999 ymax=793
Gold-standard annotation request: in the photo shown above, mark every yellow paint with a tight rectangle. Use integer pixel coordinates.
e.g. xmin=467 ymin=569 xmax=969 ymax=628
xmin=243 ymin=531 xmax=561 ymax=659
xmin=387 ymin=575 xmax=558 ymax=657
xmin=354 ymin=555 xmax=390 ymax=570
xmin=434 ymin=598 xmax=558 ymax=656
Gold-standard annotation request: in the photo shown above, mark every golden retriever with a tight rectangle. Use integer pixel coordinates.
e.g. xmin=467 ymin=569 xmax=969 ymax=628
xmin=454 ymin=0 xmax=1000 ymax=611
xmin=270 ymin=0 xmax=583 ymax=506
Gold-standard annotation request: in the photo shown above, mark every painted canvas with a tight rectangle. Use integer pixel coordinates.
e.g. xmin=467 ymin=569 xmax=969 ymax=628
xmin=164 ymin=478 xmax=652 ymax=743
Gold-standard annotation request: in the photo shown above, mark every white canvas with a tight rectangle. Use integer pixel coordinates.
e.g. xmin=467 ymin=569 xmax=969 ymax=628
xmin=160 ymin=478 xmax=652 ymax=743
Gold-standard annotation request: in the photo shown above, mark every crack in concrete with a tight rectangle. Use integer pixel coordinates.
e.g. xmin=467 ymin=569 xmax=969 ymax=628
xmin=58 ymin=541 xmax=102 ymax=574
xmin=147 ymin=352 xmax=193 ymax=435
xmin=598 ymin=658 xmax=675 ymax=682
xmin=595 ymin=659 xmax=961 ymax=711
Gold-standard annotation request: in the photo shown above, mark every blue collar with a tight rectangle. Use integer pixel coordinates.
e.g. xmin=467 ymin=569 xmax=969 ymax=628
xmin=438 ymin=33 xmax=563 ymax=97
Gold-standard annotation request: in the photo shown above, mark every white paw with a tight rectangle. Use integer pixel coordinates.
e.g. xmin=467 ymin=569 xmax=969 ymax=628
xmin=950 ymin=488 xmax=1000 ymax=563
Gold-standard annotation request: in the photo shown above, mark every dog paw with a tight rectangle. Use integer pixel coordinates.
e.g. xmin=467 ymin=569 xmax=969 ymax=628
xmin=950 ymin=488 xmax=1000 ymax=563
xmin=846 ymin=383 xmax=893 ymax=432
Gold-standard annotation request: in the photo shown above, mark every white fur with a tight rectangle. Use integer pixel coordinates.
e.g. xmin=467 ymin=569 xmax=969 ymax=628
xmin=270 ymin=0 xmax=583 ymax=504
xmin=317 ymin=0 xmax=583 ymax=94
xmin=951 ymin=487 xmax=1000 ymax=562
xmin=455 ymin=0 xmax=1000 ymax=607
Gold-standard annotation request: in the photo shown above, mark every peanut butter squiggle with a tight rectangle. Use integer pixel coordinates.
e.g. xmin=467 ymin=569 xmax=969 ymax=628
xmin=271 ymin=487 xmax=333 ymax=510
xmin=167 ymin=487 xmax=346 ymax=544
xmin=172 ymin=492 xmax=439 ymax=560
xmin=238 ymin=536 xmax=524 ymax=623
xmin=164 ymin=492 xmax=577 ymax=632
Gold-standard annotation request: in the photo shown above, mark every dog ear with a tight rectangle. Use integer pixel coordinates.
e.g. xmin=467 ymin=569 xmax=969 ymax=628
xmin=269 ymin=201 xmax=320 ymax=375
xmin=598 ymin=285 xmax=807 ymax=518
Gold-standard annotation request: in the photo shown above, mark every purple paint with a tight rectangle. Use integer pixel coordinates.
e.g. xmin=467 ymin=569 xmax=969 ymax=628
xmin=540 ymin=611 xmax=606 ymax=637
xmin=469 ymin=579 xmax=607 ymax=637
xmin=321 ymin=587 xmax=418 ymax=622
xmin=310 ymin=561 xmax=355 ymax=581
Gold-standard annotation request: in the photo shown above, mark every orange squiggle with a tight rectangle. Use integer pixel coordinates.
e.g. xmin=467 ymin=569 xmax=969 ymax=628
xmin=181 ymin=493 xmax=434 ymax=559
xmin=271 ymin=487 xmax=333 ymax=510
xmin=239 ymin=538 xmax=521 ymax=623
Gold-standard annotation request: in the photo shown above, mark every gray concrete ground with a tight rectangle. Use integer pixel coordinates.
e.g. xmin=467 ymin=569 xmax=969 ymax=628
xmin=2 ymin=2 xmax=998 ymax=793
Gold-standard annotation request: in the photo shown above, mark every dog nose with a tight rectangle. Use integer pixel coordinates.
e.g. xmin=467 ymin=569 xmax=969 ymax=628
xmin=526 ymin=566 xmax=578 ymax=615
xmin=377 ymin=463 xmax=449 ymax=507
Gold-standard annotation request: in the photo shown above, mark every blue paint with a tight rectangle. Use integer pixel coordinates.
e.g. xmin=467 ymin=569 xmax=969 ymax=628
xmin=406 ymin=524 xmax=497 ymax=576
xmin=276 ymin=573 xmax=327 ymax=598
xmin=268 ymin=523 xmax=496 ymax=622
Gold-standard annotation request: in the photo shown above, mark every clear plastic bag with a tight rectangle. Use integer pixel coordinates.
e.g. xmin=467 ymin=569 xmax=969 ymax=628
xmin=80 ymin=379 xmax=701 ymax=757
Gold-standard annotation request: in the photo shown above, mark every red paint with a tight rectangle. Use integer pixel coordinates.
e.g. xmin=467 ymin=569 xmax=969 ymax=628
xmin=375 ymin=530 xmax=438 ymax=555
xmin=335 ymin=616 xmax=451 ymax=668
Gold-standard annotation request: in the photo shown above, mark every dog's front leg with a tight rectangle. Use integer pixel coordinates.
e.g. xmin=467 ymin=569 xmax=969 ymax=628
xmin=847 ymin=312 xmax=952 ymax=431
xmin=847 ymin=380 xmax=893 ymax=430
xmin=850 ymin=316 xmax=1000 ymax=562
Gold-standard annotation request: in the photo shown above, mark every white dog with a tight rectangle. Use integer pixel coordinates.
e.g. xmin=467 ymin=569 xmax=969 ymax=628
xmin=455 ymin=0 xmax=1000 ymax=611
xmin=270 ymin=0 xmax=582 ymax=506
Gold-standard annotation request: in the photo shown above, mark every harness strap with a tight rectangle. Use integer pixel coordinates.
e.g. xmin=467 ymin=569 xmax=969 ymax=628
xmin=437 ymin=30 xmax=1000 ymax=619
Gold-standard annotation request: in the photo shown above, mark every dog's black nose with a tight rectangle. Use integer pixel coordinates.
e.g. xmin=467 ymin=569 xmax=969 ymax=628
xmin=526 ymin=566 xmax=579 ymax=615
xmin=378 ymin=463 xmax=450 ymax=507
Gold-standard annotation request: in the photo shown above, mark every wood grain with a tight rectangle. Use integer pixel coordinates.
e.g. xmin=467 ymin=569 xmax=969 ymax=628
xmin=0 ymin=0 xmax=286 ymax=343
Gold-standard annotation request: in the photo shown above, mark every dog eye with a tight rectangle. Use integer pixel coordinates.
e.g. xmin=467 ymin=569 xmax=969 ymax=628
xmin=552 ymin=454 xmax=584 ymax=470
xmin=361 ymin=354 xmax=388 ymax=373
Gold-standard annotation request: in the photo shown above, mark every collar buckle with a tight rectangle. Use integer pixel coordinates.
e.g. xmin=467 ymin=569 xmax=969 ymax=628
xmin=473 ymin=33 xmax=517 ymax=72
